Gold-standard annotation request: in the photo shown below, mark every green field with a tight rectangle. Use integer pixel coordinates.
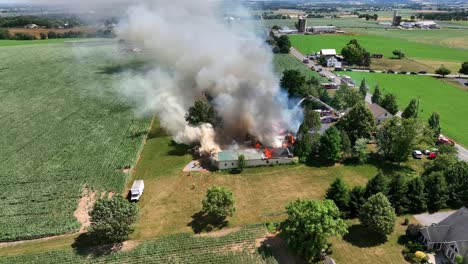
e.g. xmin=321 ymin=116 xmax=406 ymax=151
xmin=345 ymin=72 xmax=468 ymax=147
xmin=289 ymin=34 xmax=466 ymax=63
xmin=0 ymin=225 xmax=274 ymax=264
xmin=273 ymin=53 xmax=323 ymax=80
xmin=0 ymin=41 xmax=151 ymax=241
xmin=0 ymin=39 xmax=80 ymax=47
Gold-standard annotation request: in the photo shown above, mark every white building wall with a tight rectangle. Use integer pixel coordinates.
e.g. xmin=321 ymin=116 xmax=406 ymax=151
xmin=214 ymin=158 xmax=294 ymax=170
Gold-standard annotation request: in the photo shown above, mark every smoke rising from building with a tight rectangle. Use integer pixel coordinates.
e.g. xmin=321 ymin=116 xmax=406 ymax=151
xmin=116 ymin=0 xmax=301 ymax=153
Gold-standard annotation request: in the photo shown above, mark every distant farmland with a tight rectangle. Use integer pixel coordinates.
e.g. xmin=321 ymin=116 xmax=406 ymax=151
xmin=289 ymin=34 xmax=466 ymax=72
xmin=345 ymin=72 xmax=468 ymax=147
xmin=0 ymin=40 xmax=151 ymax=241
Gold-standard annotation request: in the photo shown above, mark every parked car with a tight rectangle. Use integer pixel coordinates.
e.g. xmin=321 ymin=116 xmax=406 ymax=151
xmin=130 ymin=180 xmax=145 ymax=202
xmin=303 ymin=59 xmax=310 ymax=64
xmin=399 ymin=71 xmax=407 ymax=74
xmin=346 ymin=68 xmax=353 ymax=72
xmin=369 ymin=69 xmax=376 ymax=73
xmin=412 ymin=150 xmax=423 ymax=159
xmin=418 ymin=71 xmax=427 ymax=74
xmin=436 ymin=136 xmax=455 ymax=146
xmin=410 ymin=72 xmax=418 ymax=75
xmin=422 ymin=149 xmax=431 ymax=155
xmin=428 ymin=152 xmax=437 ymax=160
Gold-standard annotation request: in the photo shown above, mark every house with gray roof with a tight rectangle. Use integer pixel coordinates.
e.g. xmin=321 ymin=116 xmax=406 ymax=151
xmin=420 ymin=207 xmax=468 ymax=263
xmin=366 ymin=103 xmax=393 ymax=125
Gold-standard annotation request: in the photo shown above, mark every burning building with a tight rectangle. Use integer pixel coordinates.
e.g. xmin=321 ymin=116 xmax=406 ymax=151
xmin=211 ymin=147 xmax=294 ymax=170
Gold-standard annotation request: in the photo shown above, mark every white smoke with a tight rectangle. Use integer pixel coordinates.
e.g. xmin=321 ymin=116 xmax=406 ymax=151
xmin=116 ymin=0 xmax=301 ymax=153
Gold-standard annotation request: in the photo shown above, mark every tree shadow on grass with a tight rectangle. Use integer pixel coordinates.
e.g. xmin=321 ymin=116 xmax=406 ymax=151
xmin=343 ymin=224 xmax=387 ymax=248
xmin=188 ymin=211 xmax=228 ymax=234
xmin=366 ymin=152 xmax=415 ymax=175
xmin=167 ymin=140 xmax=192 ymax=156
xmin=72 ymin=233 xmax=123 ymax=257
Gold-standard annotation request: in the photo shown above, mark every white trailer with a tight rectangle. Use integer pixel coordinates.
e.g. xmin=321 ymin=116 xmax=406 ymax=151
xmin=130 ymin=180 xmax=144 ymax=202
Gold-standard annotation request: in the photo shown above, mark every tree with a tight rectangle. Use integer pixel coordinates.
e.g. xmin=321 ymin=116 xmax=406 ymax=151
xmin=271 ymin=25 xmax=281 ymax=30
xmin=294 ymin=133 xmax=313 ymax=163
xmin=277 ymin=35 xmax=291 ymax=54
xmin=318 ymin=56 xmax=327 ymax=67
xmin=435 ymin=65 xmax=451 ymax=77
xmin=359 ymin=193 xmax=396 ymax=236
xmin=388 ymin=173 xmax=410 ymax=214
xmin=340 ymin=130 xmax=352 ymax=157
xmin=424 ymin=172 xmax=448 ymax=212
xmin=459 ymin=61 xmax=468 ymax=75
xmin=410 ymin=15 xmax=415 ymax=21
xmin=280 ymin=70 xmax=307 ymax=98
xmin=325 ymin=177 xmax=350 ymax=214
xmin=445 ymin=161 xmax=468 ymax=208
xmin=331 ymin=84 xmax=362 ymax=110
xmin=366 ymin=171 xmax=390 ymax=197
xmin=39 ymin=32 xmax=47 ymax=40
xmin=371 ymin=86 xmax=382 ymax=104
xmin=428 ymin=112 xmax=441 ymax=139
xmin=336 ymin=102 xmax=375 ymax=144
xmin=392 ymin=50 xmax=405 ymax=59
xmin=272 ymin=46 xmax=280 ymax=53
xmin=353 ymin=138 xmax=368 ymax=164
xmin=88 ymin=196 xmax=139 ymax=244
xmin=202 ymin=186 xmax=236 ymax=219
xmin=349 ymin=186 xmax=366 ymax=218
xmin=319 ymin=126 xmax=342 ymax=163
xmin=380 ymin=93 xmax=399 ymax=115
xmin=237 ymin=154 xmax=246 ymax=172
xmin=303 ymin=108 xmax=321 ymax=132
xmin=281 ymin=199 xmax=347 ymax=261
xmin=185 ymin=100 xmax=216 ymax=126
xmin=359 ymin=79 xmax=367 ymax=98
xmin=401 ymin=98 xmax=418 ymax=119
xmin=406 ymin=177 xmax=427 ymax=213
xmin=341 ymin=39 xmax=371 ymax=67
xmin=376 ymin=118 xmax=417 ymax=162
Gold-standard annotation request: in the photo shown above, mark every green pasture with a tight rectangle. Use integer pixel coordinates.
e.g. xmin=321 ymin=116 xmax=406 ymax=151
xmin=0 ymin=39 xmax=80 ymax=46
xmin=345 ymin=72 xmax=468 ymax=147
xmin=289 ymin=34 xmax=466 ymax=63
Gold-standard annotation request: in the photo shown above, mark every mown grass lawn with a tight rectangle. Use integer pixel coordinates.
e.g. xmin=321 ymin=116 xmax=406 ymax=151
xmin=289 ymin=34 xmax=466 ymax=66
xmin=345 ymin=72 xmax=468 ymax=147
xmin=0 ymin=39 xmax=81 ymax=46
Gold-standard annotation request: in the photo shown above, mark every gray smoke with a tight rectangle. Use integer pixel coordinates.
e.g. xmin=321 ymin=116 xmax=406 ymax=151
xmin=116 ymin=0 xmax=301 ymax=153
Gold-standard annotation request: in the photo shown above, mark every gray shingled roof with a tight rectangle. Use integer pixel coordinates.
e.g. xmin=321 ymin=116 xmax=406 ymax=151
xmin=421 ymin=207 xmax=468 ymax=243
xmin=367 ymin=103 xmax=393 ymax=119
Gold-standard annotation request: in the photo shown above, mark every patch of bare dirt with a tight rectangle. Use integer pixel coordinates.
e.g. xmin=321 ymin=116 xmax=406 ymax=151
xmin=121 ymin=240 xmax=140 ymax=252
xmin=74 ymin=188 xmax=97 ymax=232
xmin=195 ymin=227 xmax=241 ymax=238
xmin=122 ymin=168 xmax=131 ymax=174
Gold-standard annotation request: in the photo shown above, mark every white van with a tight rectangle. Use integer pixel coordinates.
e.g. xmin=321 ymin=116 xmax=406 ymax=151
xmin=130 ymin=180 xmax=144 ymax=202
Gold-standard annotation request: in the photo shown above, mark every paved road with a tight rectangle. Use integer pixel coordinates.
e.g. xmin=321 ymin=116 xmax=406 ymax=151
xmin=289 ymin=48 xmax=468 ymax=161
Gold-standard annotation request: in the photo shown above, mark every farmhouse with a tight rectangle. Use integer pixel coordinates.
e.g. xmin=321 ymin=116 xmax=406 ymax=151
xmin=326 ymin=56 xmax=341 ymax=68
xmin=310 ymin=26 xmax=336 ymax=34
xmin=367 ymin=103 xmax=393 ymax=125
xmin=211 ymin=148 xmax=294 ymax=170
xmin=420 ymin=207 xmax=468 ymax=263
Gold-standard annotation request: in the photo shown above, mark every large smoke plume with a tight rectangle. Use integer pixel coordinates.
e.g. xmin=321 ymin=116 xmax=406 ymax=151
xmin=116 ymin=0 xmax=301 ymax=153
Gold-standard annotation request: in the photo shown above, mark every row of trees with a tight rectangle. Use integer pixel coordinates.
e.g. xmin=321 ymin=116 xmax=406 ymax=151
xmin=0 ymin=15 xmax=83 ymax=29
xmin=357 ymin=13 xmax=379 ymax=21
xmin=267 ymin=34 xmax=291 ymax=54
xmin=0 ymin=29 xmax=115 ymax=41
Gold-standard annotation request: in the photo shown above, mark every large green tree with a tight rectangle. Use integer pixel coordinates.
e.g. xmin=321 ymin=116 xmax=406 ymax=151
xmin=280 ymin=70 xmax=307 ymax=98
xmin=336 ymin=102 xmax=375 ymax=144
xmin=349 ymin=186 xmax=366 ymax=218
xmin=359 ymin=79 xmax=367 ymax=98
xmin=428 ymin=112 xmax=441 ymax=140
xmin=371 ymin=85 xmax=381 ymax=104
xmin=435 ymin=65 xmax=451 ymax=77
xmin=325 ymin=177 xmax=350 ymax=214
xmin=366 ymin=171 xmax=390 ymax=197
xmin=353 ymin=138 xmax=368 ymax=164
xmin=341 ymin=39 xmax=371 ymax=67
xmin=424 ymin=172 xmax=449 ymax=212
xmin=202 ymin=186 xmax=236 ymax=219
xmin=237 ymin=154 xmax=246 ymax=172
xmin=388 ymin=173 xmax=410 ymax=214
xmin=331 ymin=84 xmax=362 ymax=110
xmin=88 ymin=196 xmax=139 ymax=244
xmin=294 ymin=133 xmax=313 ymax=163
xmin=277 ymin=35 xmax=291 ymax=54
xmin=303 ymin=108 xmax=322 ymax=132
xmin=401 ymin=99 xmax=418 ymax=119
xmin=459 ymin=61 xmax=468 ymax=75
xmin=281 ymin=199 xmax=348 ymax=261
xmin=376 ymin=117 xmax=417 ymax=162
xmin=185 ymin=100 xmax=217 ymax=126
xmin=406 ymin=177 xmax=427 ymax=213
xmin=445 ymin=161 xmax=468 ymax=208
xmin=359 ymin=193 xmax=396 ymax=237
xmin=319 ymin=126 xmax=342 ymax=163
xmin=380 ymin=93 xmax=399 ymax=115
xmin=340 ymin=130 xmax=352 ymax=157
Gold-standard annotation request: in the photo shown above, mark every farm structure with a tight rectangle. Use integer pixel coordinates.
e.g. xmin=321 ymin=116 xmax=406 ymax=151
xmin=367 ymin=103 xmax=393 ymax=125
xmin=310 ymin=26 xmax=336 ymax=34
xmin=211 ymin=147 xmax=294 ymax=170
